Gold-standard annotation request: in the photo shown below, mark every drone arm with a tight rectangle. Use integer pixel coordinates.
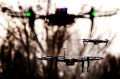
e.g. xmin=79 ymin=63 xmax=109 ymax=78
xmin=89 ymin=57 xmax=103 ymax=60
xmin=75 ymin=15 xmax=86 ymax=18
xmin=8 ymin=13 xmax=27 ymax=18
xmin=37 ymin=14 xmax=54 ymax=20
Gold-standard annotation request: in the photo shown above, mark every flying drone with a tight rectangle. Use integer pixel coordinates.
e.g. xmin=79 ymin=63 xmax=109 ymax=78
xmin=81 ymin=39 xmax=109 ymax=46
xmin=38 ymin=49 xmax=103 ymax=72
xmin=1 ymin=6 xmax=118 ymax=34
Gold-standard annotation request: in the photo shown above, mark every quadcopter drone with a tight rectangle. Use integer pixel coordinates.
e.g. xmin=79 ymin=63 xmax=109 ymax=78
xmin=38 ymin=49 xmax=103 ymax=72
xmin=2 ymin=6 xmax=118 ymax=32
xmin=81 ymin=39 xmax=109 ymax=46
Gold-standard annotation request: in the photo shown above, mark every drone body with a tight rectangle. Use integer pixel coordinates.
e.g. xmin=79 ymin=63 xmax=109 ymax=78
xmin=39 ymin=8 xmax=85 ymax=26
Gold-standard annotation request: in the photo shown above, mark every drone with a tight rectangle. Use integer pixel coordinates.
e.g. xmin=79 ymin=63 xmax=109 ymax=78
xmin=38 ymin=49 xmax=103 ymax=72
xmin=81 ymin=39 xmax=109 ymax=46
xmin=1 ymin=6 xmax=118 ymax=33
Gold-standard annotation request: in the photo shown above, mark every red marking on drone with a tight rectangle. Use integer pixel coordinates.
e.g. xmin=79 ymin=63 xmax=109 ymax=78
xmin=57 ymin=8 xmax=61 ymax=12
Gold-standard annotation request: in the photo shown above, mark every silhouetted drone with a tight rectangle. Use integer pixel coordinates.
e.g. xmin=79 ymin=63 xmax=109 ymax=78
xmin=2 ymin=6 xmax=118 ymax=34
xmin=81 ymin=39 xmax=109 ymax=46
xmin=38 ymin=49 xmax=103 ymax=72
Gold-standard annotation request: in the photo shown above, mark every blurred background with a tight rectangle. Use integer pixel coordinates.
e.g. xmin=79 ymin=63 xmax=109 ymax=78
xmin=0 ymin=0 xmax=120 ymax=79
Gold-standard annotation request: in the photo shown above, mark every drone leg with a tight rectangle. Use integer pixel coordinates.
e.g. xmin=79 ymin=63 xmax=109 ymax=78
xmin=82 ymin=61 xmax=84 ymax=72
xmin=105 ymin=43 xmax=107 ymax=46
xmin=83 ymin=42 xmax=85 ymax=46
xmin=89 ymin=17 xmax=94 ymax=37
xmin=87 ymin=61 xmax=90 ymax=72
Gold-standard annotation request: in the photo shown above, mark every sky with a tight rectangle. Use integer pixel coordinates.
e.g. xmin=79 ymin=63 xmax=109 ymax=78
xmin=0 ymin=0 xmax=120 ymax=57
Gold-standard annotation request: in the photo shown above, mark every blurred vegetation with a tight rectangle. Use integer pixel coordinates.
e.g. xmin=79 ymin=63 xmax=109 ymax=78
xmin=0 ymin=21 xmax=43 ymax=79
xmin=0 ymin=14 xmax=69 ymax=79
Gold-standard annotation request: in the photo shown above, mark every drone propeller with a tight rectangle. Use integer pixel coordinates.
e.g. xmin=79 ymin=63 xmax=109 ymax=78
xmin=2 ymin=7 xmax=11 ymax=12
